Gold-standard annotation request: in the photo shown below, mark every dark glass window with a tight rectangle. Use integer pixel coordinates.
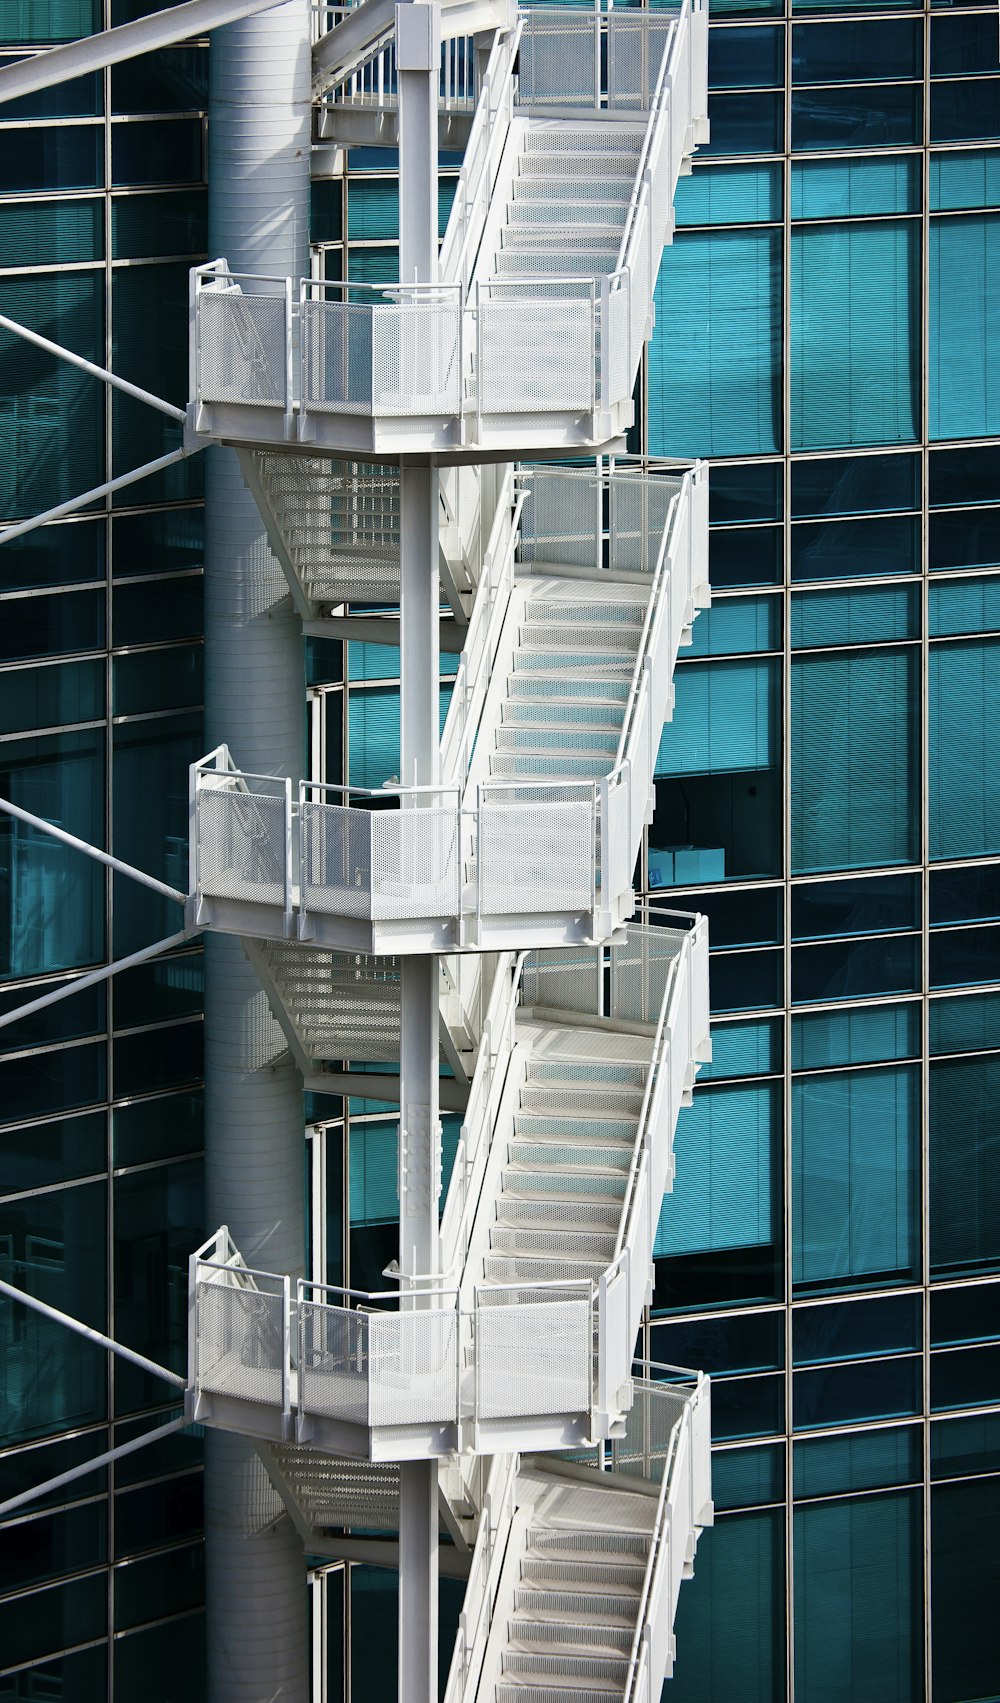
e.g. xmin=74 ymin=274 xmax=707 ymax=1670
xmin=930 ymin=1055 xmax=1000 ymax=1277
xmin=931 ymin=1479 xmax=1000 ymax=1702
xmin=791 ymin=451 xmax=920 ymax=519
xmin=709 ymin=463 xmax=783 ymax=525
xmin=794 ymin=1425 xmax=921 ymax=1498
xmin=668 ymin=1510 xmax=786 ymax=1703
xmin=791 ymin=19 xmax=922 ymax=83
xmin=794 ymin=1355 xmax=922 ymax=1427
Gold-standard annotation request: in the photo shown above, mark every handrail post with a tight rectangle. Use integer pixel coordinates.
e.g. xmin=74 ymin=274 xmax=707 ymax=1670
xmin=284 ymin=775 xmax=294 ymax=934
xmin=281 ymin=1273 xmax=293 ymax=1438
xmin=284 ymin=274 xmax=294 ymax=438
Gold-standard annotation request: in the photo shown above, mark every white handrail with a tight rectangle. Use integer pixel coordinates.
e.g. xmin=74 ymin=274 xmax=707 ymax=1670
xmin=443 ymin=1449 xmax=520 ymax=1703
xmin=440 ymin=19 xmax=523 ymax=291
xmin=440 ymin=470 xmax=522 ymax=786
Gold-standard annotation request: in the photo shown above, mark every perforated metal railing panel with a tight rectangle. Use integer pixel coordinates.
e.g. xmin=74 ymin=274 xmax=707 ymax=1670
xmin=198 ymin=1281 xmax=286 ymax=1407
xmin=198 ymin=789 xmax=286 ymax=906
xmin=477 ymin=793 xmax=594 ymax=916
xmin=254 ymin=941 xmax=405 ymax=1063
xmin=199 ymin=291 xmax=287 ymax=406
xmin=475 ymin=1290 xmax=591 ymax=1419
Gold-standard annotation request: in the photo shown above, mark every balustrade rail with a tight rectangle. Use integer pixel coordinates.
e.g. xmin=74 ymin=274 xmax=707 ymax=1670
xmin=190 ymin=1236 xmax=598 ymax=1442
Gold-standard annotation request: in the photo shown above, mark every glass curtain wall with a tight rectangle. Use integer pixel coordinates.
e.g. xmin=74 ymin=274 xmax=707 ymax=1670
xmin=641 ymin=2 xmax=1000 ymax=1698
xmin=0 ymin=5 xmax=208 ymax=1694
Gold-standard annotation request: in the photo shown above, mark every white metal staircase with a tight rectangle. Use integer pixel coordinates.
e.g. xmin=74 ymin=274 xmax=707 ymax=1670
xmin=182 ymin=1 xmax=712 ymax=1694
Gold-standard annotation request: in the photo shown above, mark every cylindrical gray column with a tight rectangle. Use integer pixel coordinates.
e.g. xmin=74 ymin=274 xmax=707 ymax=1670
xmin=204 ymin=5 xmax=311 ymax=1699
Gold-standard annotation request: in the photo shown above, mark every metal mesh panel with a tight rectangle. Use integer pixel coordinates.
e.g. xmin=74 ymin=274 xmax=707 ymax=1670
xmin=478 ymin=298 xmax=593 ymax=414
xmin=614 ymin=1378 xmax=689 ymax=1483
xmin=300 ymin=802 xmax=373 ymax=919
xmin=518 ymin=13 xmax=598 ymax=107
xmin=255 ymin=941 xmax=406 ymax=1063
xmin=478 ymin=795 xmax=594 ymax=916
xmin=199 ymin=290 xmax=287 ymax=406
xmin=371 ymin=808 xmax=460 ymax=920
xmin=298 ymin=1301 xmax=370 ymax=1427
xmin=198 ymin=788 xmax=286 ymax=906
xmin=521 ymin=945 xmax=601 ymax=1015
xmin=610 ymin=472 xmax=680 ymax=575
xmin=610 ymin=924 xmax=686 ymax=1025
xmin=254 ymin=454 xmax=401 ymax=604
xmin=367 ymin=1310 xmax=459 ymax=1427
xmin=519 ymin=471 xmax=601 ymax=571
xmin=608 ymin=17 xmax=676 ymax=110
xmin=372 ymin=304 xmax=461 ymax=416
xmin=302 ymin=300 xmax=373 ymax=413
xmin=476 ymin=1294 xmax=591 ymax=1418
xmin=198 ymin=1280 xmax=285 ymax=1406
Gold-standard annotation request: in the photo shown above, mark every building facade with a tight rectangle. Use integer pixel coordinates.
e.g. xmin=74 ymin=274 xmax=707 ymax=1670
xmin=1 ymin=0 xmax=999 ymax=1699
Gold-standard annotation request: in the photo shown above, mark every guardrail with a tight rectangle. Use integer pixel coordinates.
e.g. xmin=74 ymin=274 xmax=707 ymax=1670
xmin=440 ymin=19 xmax=522 ymax=294
xmin=443 ymin=1450 xmax=521 ymax=1703
xmin=521 ymin=913 xmax=710 ymax=1421
xmin=190 ymin=1233 xmax=598 ymax=1445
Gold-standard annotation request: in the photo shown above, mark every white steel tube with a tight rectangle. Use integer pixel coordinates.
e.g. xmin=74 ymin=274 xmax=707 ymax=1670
xmin=0 ymin=795 xmax=187 ymax=903
xmin=0 ymin=311 xmax=187 ymax=419
xmin=0 ymin=1278 xmax=187 ymax=1389
xmin=0 ymin=448 xmax=192 ymax=546
xmin=0 ymin=928 xmax=195 ymax=1033
xmin=203 ymin=2 xmax=311 ymax=1699
xmin=0 ymin=1416 xmax=188 ymax=1521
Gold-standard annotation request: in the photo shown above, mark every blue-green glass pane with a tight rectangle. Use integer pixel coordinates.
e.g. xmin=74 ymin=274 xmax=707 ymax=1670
xmin=792 ymin=934 xmax=921 ymax=1002
xmin=930 ymin=989 xmax=1000 ymax=1054
xmin=0 ymin=1572 xmax=107 ymax=1671
xmin=111 ymin=711 xmax=201 ymax=956
xmin=931 ymin=146 xmax=1000 ymax=211
xmin=713 ymin=1371 xmax=785 ymax=1439
xmin=700 ymin=1017 xmax=782 ymax=1080
xmin=791 ymin=221 xmax=919 ymax=449
xmin=790 ymin=514 xmax=920 ymax=581
xmin=347 ymin=245 xmax=399 ymax=283
xmin=687 ymin=595 xmax=781 ymax=657
xmin=709 ymin=463 xmax=783 ymax=523
xmin=931 ymin=1479 xmax=1000 ymax=1703
xmin=347 ymin=176 xmax=399 ymax=240
xmin=793 ymin=1293 xmax=921 ymax=1363
xmin=0 ymin=658 xmax=103 ymax=735
xmin=110 ymin=44 xmax=207 ymax=112
xmin=655 ymin=1081 xmax=780 ymax=1259
xmin=712 ymin=1442 xmax=785 ymax=1510
xmin=0 ymin=197 xmax=103 ymax=266
xmin=0 ymin=1181 xmax=107 ymax=1443
xmin=792 ymin=1002 xmax=920 ymax=1070
xmin=113 ymin=644 xmax=203 ymax=715
xmin=792 ymin=873 xmax=919 ymax=939
xmin=792 ymin=451 xmax=920 ymax=518
xmin=110 ymin=117 xmax=202 ymax=187
xmin=0 ymin=729 xmax=105 ymax=981
xmin=930 ymin=1054 xmax=1000 ymax=1276
xmin=710 ymin=524 xmax=783 ymax=588
xmin=651 ymin=1308 xmax=784 ymax=1374
xmin=928 ymin=639 xmax=1000 ymax=860
xmin=709 ymin=25 xmax=783 ymax=89
xmin=113 ymin=1158 xmax=204 ymax=1413
xmin=111 ymin=188 xmax=207 ymax=259
xmin=791 ymin=156 xmax=920 ymax=220
xmin=657 ymin=658 xmax=779 ymax=777
xmin=791 ymin=649 xmax=919 ymax=873
xmin=930 ymin=505 xmax=1000 ymax=572
xmin=0 ymin=0 xmax=100 ymax=40
xmin=792 ymin=584 xmax=919 ymax=647
xmin=675 ymin=161 xmax=782 ymax=227
xmin=794 ymin=1355 xmax=922 ymax=1427
xmin=930 ymin=574 xmax=1000 ymax=635
xmin=794 ymin=1492 xmax=923 ymax=1703
xmin=792 ymin=85 xmax=921 ymax=151
xmin=648 ymin=229 xmax=782 ymax=458
xmin=792 ymin=1065 xmax=920 ymax=1290
xmin=0 ymin=125 xmax=103 ymax=193
xmin=931 ymin=12 xmax=1000 ymax=76
xmin=113 ymin=1545 xmax=204 ymax=1632
xmin=705 ymin=91 xmax=783 ymax=155
xmin=932 ymin=78 xmax=1000 ymax=144
xmin=669 ymin=1510 xmax=786 ymax=1703
xmin=794 ymin=1425 xmax=922 ymax=1497
xmin=111 ymin=263 xmax=193 ymax=500
xmin=350 ymin=1118 xmax=397 ymax=1224
xmin=792 ymin=18 xmax=921 ymax=82
xmin=930 ymin=923 xmax=1000 ymax=988
xmin=929 ymin=213 xmax=1000 ymax=440
xmin=0 ymin=273 xmax=105 ymax=521
xmin=930 ymin=1411 xmax=1000 ymax=1478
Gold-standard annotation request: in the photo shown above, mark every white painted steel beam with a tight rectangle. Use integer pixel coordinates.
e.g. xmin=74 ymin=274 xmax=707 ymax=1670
xmin=0 ymin=0 xmax=286 ymax=106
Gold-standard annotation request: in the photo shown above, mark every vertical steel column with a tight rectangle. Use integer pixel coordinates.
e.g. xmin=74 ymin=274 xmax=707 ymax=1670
xmin=396 ymin=8 xmax=442 ymax=1701
xmin=204 ymin=3 xmax=311 ymax=1699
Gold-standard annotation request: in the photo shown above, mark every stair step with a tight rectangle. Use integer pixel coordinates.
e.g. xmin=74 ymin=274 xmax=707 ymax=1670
xmin=501 ymin=1651 xmax=629 ymax=1692
xmin=521 ymin=126 xmax=645 ymax=153
xmin=489 ymin=753 xmax=610 ymax=780
xmin=520 ymin=620 xmax=642 ymax=647
xmin=524 ymin=597 xmax=647 ymax=624
xmin=490 ymin=1226 xmax=617 ymax=1260
xmin=495 ymin=728 xmax=619 ymax=756
xmin=517 ymin=152 xmax=641 ymax=178
xmin=519 ymin=1085 xmax=645 ymax=1116
xmin=483 ymin=1253 xmax=606 ymax=1284
xmin=511 ymin=651 xmax=635 ymax=675
xmin=497 ymin=1687 xmax=623 ymax=1703
xmin=526 ymin=1528 xmax=650 ymax=1563
xmin=512 ymin=1586 xmax=637 ymax=1624
xmin=500 ymin=1169 xmax=628 ymax=1199
xmin=525 ymin=1060 xmax=648 ymax=1088
xmin=512 ymin=1108 xmax=637 ymax=1138
xmin=508 ymin=1135 xmax=633 ymax=1169
xmin=501 ymin=702 xmax=625 ymax=730
xmin=500 ymin=228 xmax=624 ymax=252
xmin=494 ymin=1197 xmax=623 ymax=1233
xmin=513 ymin=175 xmax=634 ymax=203
xmin=506 ymin=204 xmax=628 ymax=230
xmin=521 ymin=1557 xmax=646 ymax=1593
xmin=492 ymin=250 xmax=619 ymax=278
xmin=506 ymin=1619 xmax=634 ymax=1658
xmin=506 ymin=675 xmax=631 ymax=702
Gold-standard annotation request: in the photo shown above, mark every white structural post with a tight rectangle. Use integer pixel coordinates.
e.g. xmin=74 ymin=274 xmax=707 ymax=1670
xmin=203 ymin=3 xmax=311 ymax=1701
xmin=397 ymin=7 xmax=442 ymax=1701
